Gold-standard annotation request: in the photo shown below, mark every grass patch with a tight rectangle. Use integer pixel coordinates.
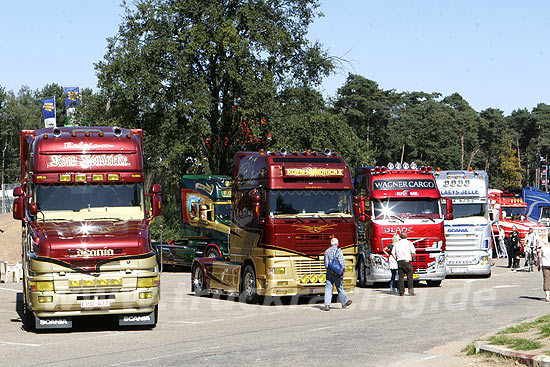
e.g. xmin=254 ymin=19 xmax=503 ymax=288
xmin=499 ymin=315 xmax=550 ymax=335
xmin=544 ymin=350 xmax=550 ymax=356
xmin=462 ymin=343 xmax=476 ymax=355
xmin=489 ymin=335 xmax=542 ymax=351
xmin=539 ymin=324 xmax=550 ymax=339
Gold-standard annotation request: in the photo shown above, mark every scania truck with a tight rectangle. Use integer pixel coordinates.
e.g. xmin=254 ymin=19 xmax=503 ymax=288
xmin=153 ymin=175 xmax=231 ymax=267
xmin=354 ymin=162 xmax=452 ymax=287
xmin=12 ymin=126 xmax=162 ymax=331
xmin=191 ymin=149 xmax=358 ymax=303
xmin=434 ymin=169 xmax=492 ymax=276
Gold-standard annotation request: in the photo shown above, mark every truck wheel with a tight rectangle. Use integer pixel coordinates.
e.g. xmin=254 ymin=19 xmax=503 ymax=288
xmin=192 ymin=265 xmax=206 ymax=296
xmin=426 ymin=280 xmax=442 ymax=287
xmin=358 ymin=258 xmax=367 ymax=288
xmin=241 ymin=265 xmax=259 ymax=304
xmin=205 ymin=247 xmax=220 ymax=258
xmin=151 ymin=305 xmax=158 ymax=328
xmin=22 ymin=302 xmax=35 ymax=332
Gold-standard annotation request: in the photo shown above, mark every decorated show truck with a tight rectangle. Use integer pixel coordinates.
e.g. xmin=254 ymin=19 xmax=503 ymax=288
xmin=354 ymin=162 xmax=451 ymax=287
xmin=153 ymin=175 xmax=231 ymax=267
xmin=12 ymin=127 xmax=162 ymax=331
xmin=434 ymin=169 xmax=492 ymax=276
xmin=191 ymin=149 xmax=358 ymax=303
xmin=489 ymin=189 xmax=547 ymax=253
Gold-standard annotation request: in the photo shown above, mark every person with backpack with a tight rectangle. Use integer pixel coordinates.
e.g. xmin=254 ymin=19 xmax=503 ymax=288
xmin=321 ymin=237 xmax=352 ymax=311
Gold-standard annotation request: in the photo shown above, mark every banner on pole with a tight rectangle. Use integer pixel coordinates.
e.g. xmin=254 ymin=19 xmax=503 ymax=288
xmin=41 ymin=97 xmax=56 ymax=128
xmin=64 ymin=86 xmax=81 ymax=126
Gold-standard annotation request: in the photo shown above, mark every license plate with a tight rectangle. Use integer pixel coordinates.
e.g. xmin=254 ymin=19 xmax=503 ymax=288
xmin=413 ymin=273 xmax=419 ymax=279
xmin=450 ymin=267 xmax=467 ymax=273
xmin=80 ymin=300 xmax=110 ymax=308
xmin=308 ymin=288 xmax=324 ymax=294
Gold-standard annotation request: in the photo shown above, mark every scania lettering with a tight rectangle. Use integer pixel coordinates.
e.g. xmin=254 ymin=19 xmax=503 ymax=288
xmin=355 ymin=163 xmax=451 ymax=287
xmin=152 ymin=175 xmax=231 ymax=267
xmin=191 ymin=149 xmax=358 ymax=303
xmin=434 ymin=169 xmax=492 ymax=276
xmin=12 ymin=127 xmax=162 ymax=331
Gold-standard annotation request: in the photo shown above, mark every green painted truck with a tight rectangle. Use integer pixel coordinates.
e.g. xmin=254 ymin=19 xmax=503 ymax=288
xmin=153 ymin=175 xmax=231 ymax=267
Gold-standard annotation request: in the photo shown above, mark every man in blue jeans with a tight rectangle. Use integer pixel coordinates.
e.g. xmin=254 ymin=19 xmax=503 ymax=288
xmin=321 ymin=237 xmax=352 ymax=311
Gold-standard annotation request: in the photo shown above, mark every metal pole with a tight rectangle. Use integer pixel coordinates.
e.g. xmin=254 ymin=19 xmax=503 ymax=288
xmin=159 ymin=225 xmax=163 ymax=274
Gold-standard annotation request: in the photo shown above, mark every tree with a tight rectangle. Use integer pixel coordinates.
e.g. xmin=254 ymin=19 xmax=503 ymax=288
xmin=270 ymin=86 xmax=372 ymax=168
xmin=333 ymin=75 xmax=396 ymax=163
xmin=95 ymin=0 xmax=333 ymax=196
xmin=494 ymin=135 xmax=523 ymax=189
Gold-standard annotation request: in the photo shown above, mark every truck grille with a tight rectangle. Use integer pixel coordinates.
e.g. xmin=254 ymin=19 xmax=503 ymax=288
xmin=294 ymin=259 xmax=325 ymax=279
xmin=295 ymin=234 xmax=332 ymax=254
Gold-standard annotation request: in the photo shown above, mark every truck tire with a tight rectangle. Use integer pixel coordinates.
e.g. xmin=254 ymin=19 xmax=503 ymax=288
xmin=22 ymin=302 xmax=35 ymax=332
xmin=358 ymin=258 xmax=367 ymax=288
xmin=205 ymin=247 xmax=220 ymax=258
xmin=426 ymin=280 xmax=442 ymax=287
xmin=241 ymin=265 xmax=259 ymax=304
xmin=192 ymin=265 xmax=206 ymax=296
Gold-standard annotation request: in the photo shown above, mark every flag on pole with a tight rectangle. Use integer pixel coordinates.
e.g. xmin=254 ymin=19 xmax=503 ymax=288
xmin=41 ymin=97 xmax=56 ymax=128
xmin=64 ymin=86 xmax=81 ymax=126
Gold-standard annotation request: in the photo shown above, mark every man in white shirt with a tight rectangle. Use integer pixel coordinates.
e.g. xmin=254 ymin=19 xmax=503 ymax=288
xmin=391 ymin=232 xmax=417 ymax=296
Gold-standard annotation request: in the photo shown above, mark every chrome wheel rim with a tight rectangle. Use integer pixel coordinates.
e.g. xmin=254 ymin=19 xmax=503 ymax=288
xmin=245 ymin=272 xmax=255 ymax=296
xmin=193 ymin=267 xmax=203 ymax=291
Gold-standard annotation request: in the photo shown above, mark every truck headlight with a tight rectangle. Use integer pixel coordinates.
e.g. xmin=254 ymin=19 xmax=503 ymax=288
xmin=438 ymin=256 xmax=445 ymax=268
xmin=32 ymin=281 xmax=54 ymax=292
xmin=268 ymin=267 xmax=286 ymax=275
xmin=137 ymin=277 xmax=160 ymax=288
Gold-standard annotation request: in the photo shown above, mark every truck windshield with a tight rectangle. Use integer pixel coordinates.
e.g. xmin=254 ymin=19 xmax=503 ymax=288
xmin=501 ymin=206 xmax=526 ymax=220
xmin=541 ymin=207 xmax=550 ymax=220
xmin=214 ymin=202 xmax=231 ymax=224
xmin=441 ymin=203 xmax=486 ymax=219
xmin=373 ymin=198 xmax=440 ymax=220
xmin=34 ymin=183 xmax=145 ymax=221
xmin=268 ymin=190 xmax=352 ymax=218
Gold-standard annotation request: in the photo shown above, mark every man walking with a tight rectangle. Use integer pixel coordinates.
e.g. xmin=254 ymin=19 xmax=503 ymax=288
xmin=525 ymin=227 xmax=539 ymax=267
xmin=508 ymin=226 xmax=521 ymax=269
xmin=392 ymin=232 xmax=417 ymax=296
xmin=322 ymin=237 xmax=352 ymax=311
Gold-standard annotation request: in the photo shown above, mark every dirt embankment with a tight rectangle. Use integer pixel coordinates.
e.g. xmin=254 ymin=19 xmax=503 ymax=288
xmin=0 ymin=213 xmax=22 ymax=265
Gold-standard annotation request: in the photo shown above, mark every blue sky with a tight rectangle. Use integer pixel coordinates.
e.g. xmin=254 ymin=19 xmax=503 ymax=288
xmin=1 ymin=1 xmax=549 ymax=114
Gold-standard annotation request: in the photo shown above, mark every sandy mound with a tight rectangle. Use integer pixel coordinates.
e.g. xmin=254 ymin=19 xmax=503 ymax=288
xmin=0 ymin=213 xmax=22 ymax=264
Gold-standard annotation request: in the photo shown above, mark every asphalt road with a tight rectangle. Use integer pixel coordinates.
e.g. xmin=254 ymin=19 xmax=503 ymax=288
xmin=1 ymin=258 xmax=548 ymax=367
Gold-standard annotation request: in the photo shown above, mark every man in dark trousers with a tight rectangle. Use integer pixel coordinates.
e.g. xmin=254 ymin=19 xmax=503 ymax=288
xmin=391 ymin=232 xmax=417 ymax=296
xmin=507 ymin=226 xmax=521 ymax=269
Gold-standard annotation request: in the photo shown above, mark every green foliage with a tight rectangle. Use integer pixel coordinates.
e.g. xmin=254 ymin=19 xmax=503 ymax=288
xmin=94 ymin=0 xmax=333 ymax=199
xmin=489 ymin=335 xmax=542 ymax=350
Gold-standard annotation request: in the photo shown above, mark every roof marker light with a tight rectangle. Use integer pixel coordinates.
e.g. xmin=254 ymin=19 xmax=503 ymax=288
xmin=395 ymin=162 xmax=402 ymax=170
xmin=387 ymin=162 xmax=394 ymax=170
xmin=403 ymin=162 xmax=410 ymax=169
xmin=410 ymin=162 xmax=417 ymax=169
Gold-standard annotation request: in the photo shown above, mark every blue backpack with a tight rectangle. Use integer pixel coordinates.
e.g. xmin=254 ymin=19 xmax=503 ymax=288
xmin=328 ymin=252 xmax=344 ymax=276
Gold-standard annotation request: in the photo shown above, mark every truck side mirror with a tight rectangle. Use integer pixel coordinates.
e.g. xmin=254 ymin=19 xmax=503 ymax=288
xmin=152 ymin=184 xmax=162 ymax=194
xmin=13 ymin=186 xmax=24 ymax=197
xmin=445 ymin=198 xmax=453 ymax=220
xmin=29 ymin=203 xmax=39 ymax=216
xmin=152 ymin=194 xmax=162 ymax=217
xmin=12 ymin=197 xmax=25 ymax=220
xmin=253 ymin=195 xmax=261 ymax=218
